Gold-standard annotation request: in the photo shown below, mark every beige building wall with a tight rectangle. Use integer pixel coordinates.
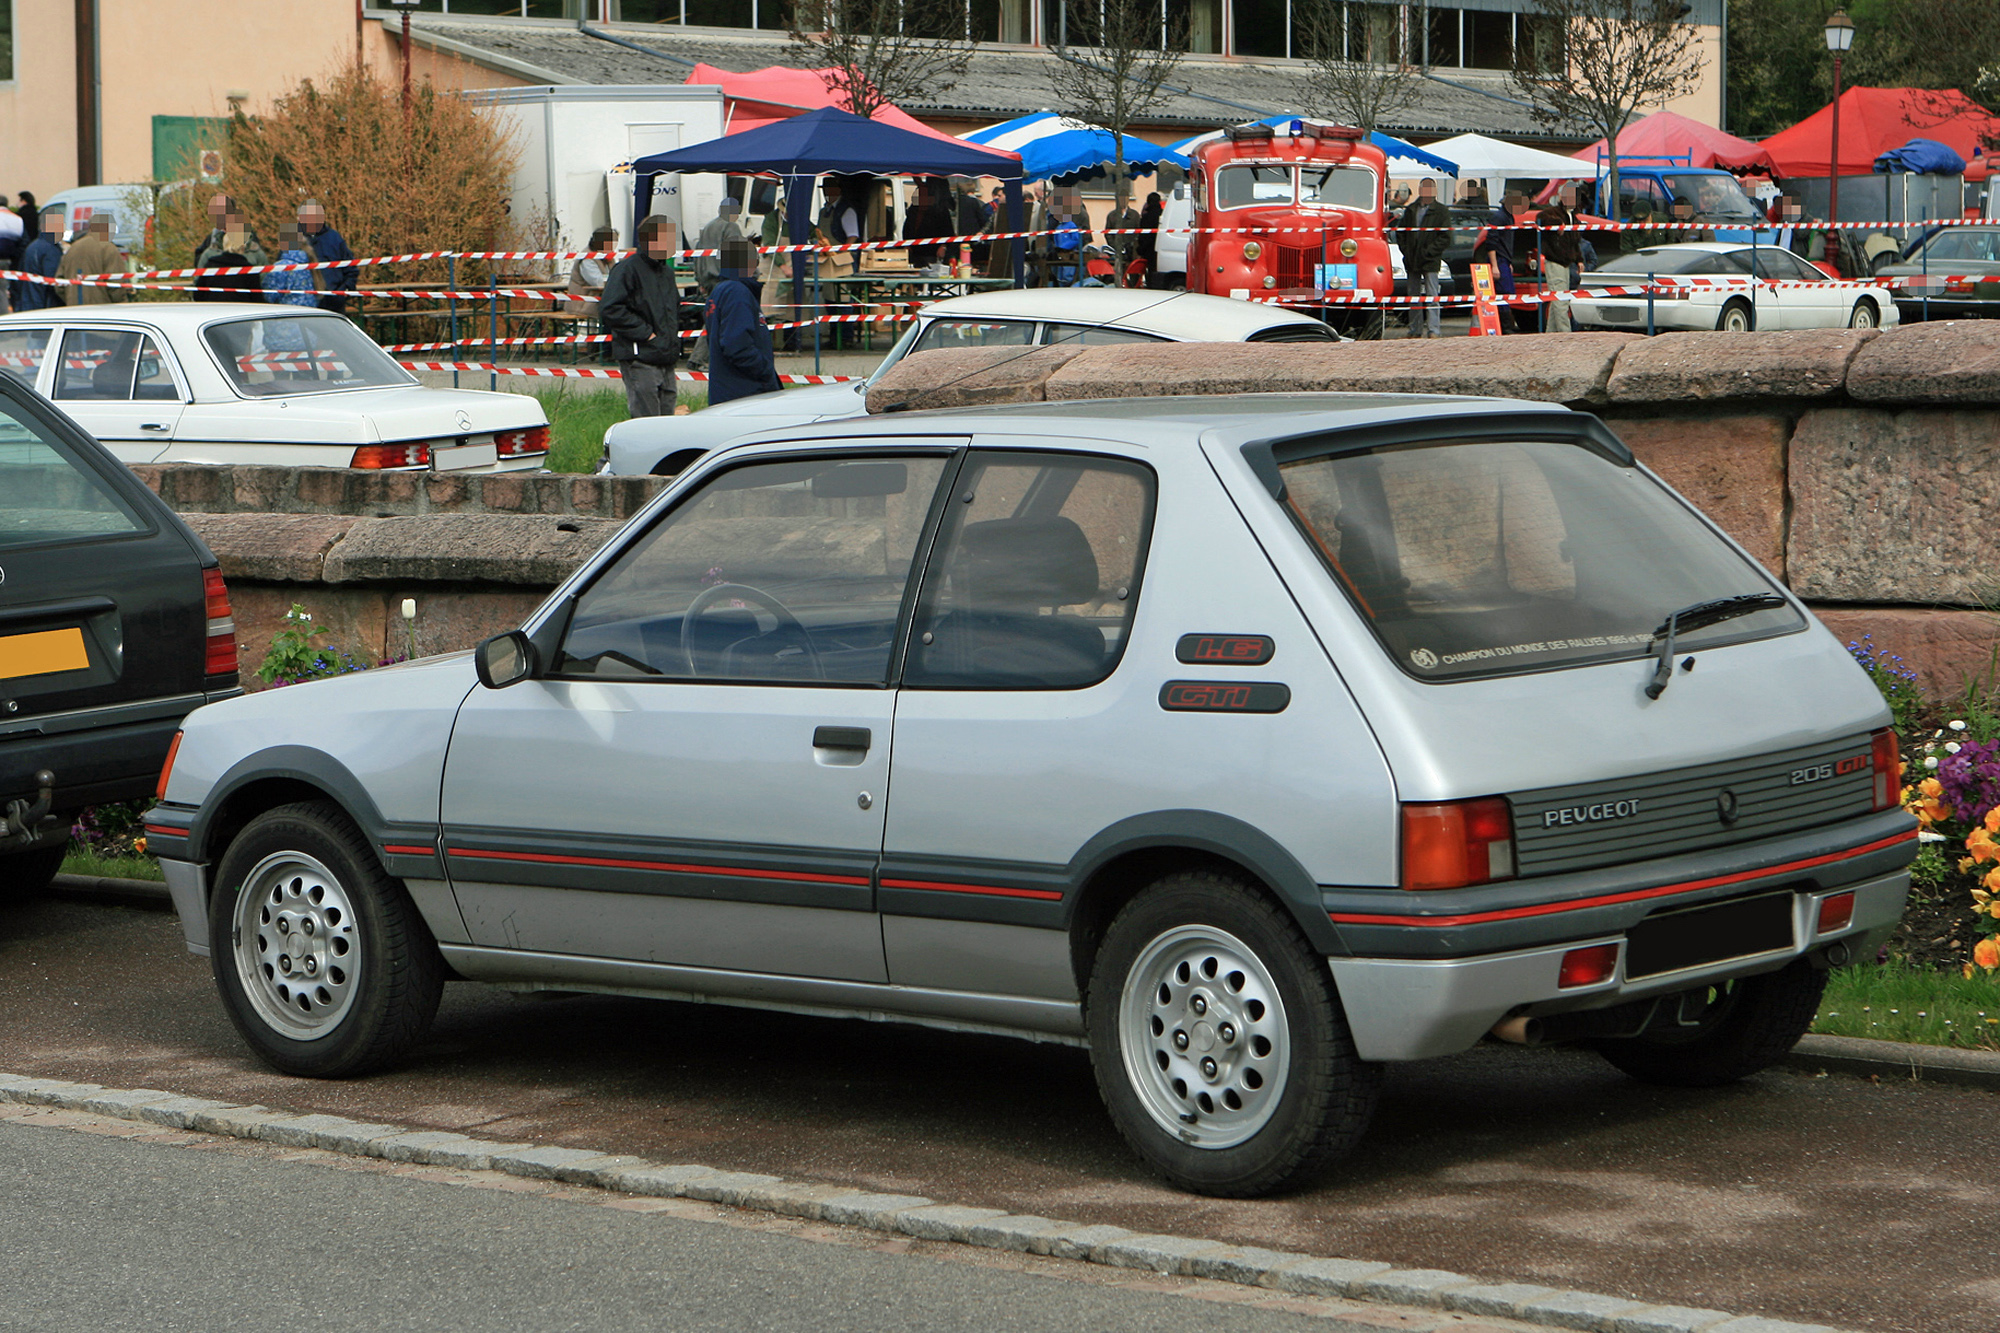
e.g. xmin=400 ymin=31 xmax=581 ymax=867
xmin=1655 ymin=24 xmax=1725 ymax=134
xmin=0 ymin=2 xmax=83 ymax=198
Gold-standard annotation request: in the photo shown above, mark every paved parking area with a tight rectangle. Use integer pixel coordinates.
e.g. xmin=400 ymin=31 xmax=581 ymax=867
xmin=4 ymin=889 xmax=1995 ymax=1333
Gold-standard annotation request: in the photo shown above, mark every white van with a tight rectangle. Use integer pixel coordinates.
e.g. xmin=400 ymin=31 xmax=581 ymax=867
xmin=42 ymin=184 xmax=153 ymax=252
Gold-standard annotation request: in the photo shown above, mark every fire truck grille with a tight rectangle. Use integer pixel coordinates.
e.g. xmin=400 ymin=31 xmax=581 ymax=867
xmin=1275 ymin=244 xmax=1321 ymax=289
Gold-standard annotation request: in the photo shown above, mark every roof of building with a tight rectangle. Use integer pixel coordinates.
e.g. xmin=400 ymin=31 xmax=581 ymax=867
xmin=408 ymin=16 xmax=1588 ymax=144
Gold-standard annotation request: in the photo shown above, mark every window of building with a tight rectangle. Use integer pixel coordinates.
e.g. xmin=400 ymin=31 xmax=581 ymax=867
xmin=1465 ymin=9 xmax=1512 ymax=69
xmin=1234 ymin=0 xmax=1286 ymax=56
xmin=0 ymin=1 xmax=13 ymax=82
xmin=1425 ymin=6 xmax=1460 ymax=68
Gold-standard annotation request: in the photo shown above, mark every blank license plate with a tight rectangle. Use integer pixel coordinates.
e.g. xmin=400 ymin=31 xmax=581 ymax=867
xmin=1625 ymin=891 xmax=1795 ymax=979
xmin=433 ymin=443 xmax=497 ymax=471
xmin=0 ymin=627 xmax=90 ymax=680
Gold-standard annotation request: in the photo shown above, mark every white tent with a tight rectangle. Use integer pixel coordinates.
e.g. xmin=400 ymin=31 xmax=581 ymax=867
xmin=1421 ymin=133 xmax=1598 ymax=180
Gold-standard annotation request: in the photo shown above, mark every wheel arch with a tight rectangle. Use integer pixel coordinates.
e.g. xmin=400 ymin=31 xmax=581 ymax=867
xmin=192 ymin=746 xmax=390 ymax=868
xmin=1063 ymin=811 xmax=1349 ymax=997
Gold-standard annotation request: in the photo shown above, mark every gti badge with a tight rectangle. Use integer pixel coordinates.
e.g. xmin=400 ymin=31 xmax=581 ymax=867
xmin=1716 ymin=789 xmax=1740 ymax=824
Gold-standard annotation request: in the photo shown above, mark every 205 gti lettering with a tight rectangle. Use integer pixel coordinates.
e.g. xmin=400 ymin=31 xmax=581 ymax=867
xmin=1794 ymin=756 xmax=1867 ymax=786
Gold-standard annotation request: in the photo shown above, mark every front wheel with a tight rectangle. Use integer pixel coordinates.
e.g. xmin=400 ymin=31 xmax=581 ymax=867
xmin=1849 ymin=298 xmax=1880 ymax=329
xmin=1593 ymin=959 xmax=1827 ymax=1088
xmin=1086 ymin=871 xmax=1380 ymax=1197
xmin=209 ymin=801 xmax=443 ymax=1078
xmin=1716 ymin=299 xmax=1755 ymax=333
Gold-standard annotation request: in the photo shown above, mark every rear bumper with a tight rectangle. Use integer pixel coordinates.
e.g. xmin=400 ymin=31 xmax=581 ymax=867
xmin=1331 ymin=870 xmax=1905 ymax=1060
xmin=1 ymin=691 xmax=235 ymax=811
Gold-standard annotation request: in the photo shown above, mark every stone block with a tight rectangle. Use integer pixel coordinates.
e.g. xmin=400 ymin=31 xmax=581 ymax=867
xmin=476 ymin=473 xmax=531 ymax=514
xmin=150 ymin=464 xmax=226 ymax=512
xmin=229 ymin=466 xmax=297 ymax=515
xmin=1609 ymin=414 xmax=1789 ymax=575
xmin=1514 ymin=1289 xmax=1652 ymax=1332
xmin=394 ymin=588 xmax=549 ymax=660
xmin=246 ymin=1113 xmax=406 ymax=1153
xmin=71 ymin=1088 xmax=177 ymax=1117
xmin=132 ymin=1096 xmax=241 ymax=1130
xmin=181 ymin=513 xmax=358 ymax=583
xmin=1441 ymin=1283 xmax=1568 ymax=1319
xmin=601 ymin=1163 xmax=724 ymax=1197
xmin=1042 ymin=334 xmax=1642 ymax=406
xmin=1187 ymin=1246 xmax=1302 ymax=1285
xmin=1606 ymin=1306 xmax=1738 ymax=1333
xmin=1090 ymin=1233 xmax=1230 ymax=1275
xmin=488 ymin=1144 xmax=622 ymax=1181
xmin=424 ymin=472 xmax=471 ymax=512
xmin=1789 ymin=406 xmax=2000 ymax=605
xmin=372 ymin=1130 xmax=513 ymax=1168
xmin=893 ymin=1204 xmax=1012 ymax=1242
xmin=864 ymin=344 xmax=1087 ymax=413
xmin=225 ymin=584 xmax=391 ymax=687
xmin=1266 ymin=1256 xmax=1396 ymax=1296
xmin=567 ymin=475 xmax=603 ymax=515
xmin=959 ymin=1215 xmax=1073 ymax=1253
xmin=1352 ymin=1268 xmax=1477 ymax=1305
xmin=675 ymin=1170 xmax=786 ymax=1206
xmin=816 ymin=1192 xmax=936 ymax=1229
xmin=1030 ymin=1223 xmax=1135 ymax=1261
xmin=1606 ymin=329 xmax=1875 ymax=402
xmin=1846 ymin=320 xmax=2000 ymax=403
xmin=738 ymin=1181 xmax=857 ymax=1218
xmin=321 ymin=514 xmax=621 ymax=587
xmin=1811 ymin=606 xmax=2000 ymax=699
xmin=1702 ymin=1320 xmax=1841 ymax=1333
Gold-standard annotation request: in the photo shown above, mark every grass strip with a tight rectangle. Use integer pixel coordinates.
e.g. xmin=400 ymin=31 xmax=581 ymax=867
xmin=59 ymin=850 xmax=164 ymax=883
xmin=1814 ymin=960 xmax=2000 ymax=1051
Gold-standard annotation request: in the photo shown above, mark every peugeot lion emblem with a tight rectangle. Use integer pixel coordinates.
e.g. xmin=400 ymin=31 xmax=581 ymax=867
xmin=1716 ymin=789 xmax=1740 ymax=824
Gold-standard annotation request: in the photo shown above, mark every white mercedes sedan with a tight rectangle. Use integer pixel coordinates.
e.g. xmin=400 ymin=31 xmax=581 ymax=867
xmin=0 ymin=304 xmax=548 ymax=472
xmin=1569 ymin=243 xmax=1900 ymax=334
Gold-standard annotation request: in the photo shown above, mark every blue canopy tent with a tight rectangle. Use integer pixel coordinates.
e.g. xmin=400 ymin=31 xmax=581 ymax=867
xmin=1167 ymin=118 xmax=1459 ymax=177
xmin=963 ymin=111 xmax=1190 ymax=182
xmin=628 ymin=107 xmax=1030 ymax=349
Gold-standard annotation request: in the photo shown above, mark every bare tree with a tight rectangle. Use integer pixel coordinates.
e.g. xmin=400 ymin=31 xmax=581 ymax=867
xmin=1048 ymin=0 xmax=1186 ymax=219
xmin=1295 ymin=0 xmax=1423 ymax=134
xmin=787 ymin=0 xmax=976 ymax=120
xmin=1511 ymin=0 xmax=1704 ymax=212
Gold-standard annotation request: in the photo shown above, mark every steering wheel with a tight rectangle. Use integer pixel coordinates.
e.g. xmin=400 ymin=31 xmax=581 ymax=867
xmin=680 ymin=582 xmax=822 ymax=680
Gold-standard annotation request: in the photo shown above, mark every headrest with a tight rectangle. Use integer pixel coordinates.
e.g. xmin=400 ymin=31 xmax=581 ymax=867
xmin=956 ymin=517 xmax=1100 ymax=609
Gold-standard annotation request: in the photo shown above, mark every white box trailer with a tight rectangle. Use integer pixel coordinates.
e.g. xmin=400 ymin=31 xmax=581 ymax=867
xmin=464 ymin=85 xmax=728 ymax=256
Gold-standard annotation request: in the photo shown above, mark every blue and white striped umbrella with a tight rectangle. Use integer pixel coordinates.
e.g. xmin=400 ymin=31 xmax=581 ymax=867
xmin=963 ymin=112 xmax=1191 ymax=183
xmin=1167 ymin=117 xmax=1459 ymax=178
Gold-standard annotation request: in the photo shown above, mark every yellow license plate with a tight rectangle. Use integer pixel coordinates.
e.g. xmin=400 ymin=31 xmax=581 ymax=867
xmin=0 ymin=627 xmax=90 ymax=680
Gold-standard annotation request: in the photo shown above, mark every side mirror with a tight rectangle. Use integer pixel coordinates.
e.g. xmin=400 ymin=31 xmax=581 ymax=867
xmin=474 ymin=630 xmax=536 ymax=689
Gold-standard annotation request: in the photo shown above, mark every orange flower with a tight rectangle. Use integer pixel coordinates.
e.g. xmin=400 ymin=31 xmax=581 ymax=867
xmin=1967 ymin=827 xmax=1999 ymax=863
xmin=1973 ymin=937 xmax=2000 ymax=972
xmin=1985 ymin=806 xmax=2000 ymax=834
xmin=1983 ymin=867 xmax=2000 ymax=892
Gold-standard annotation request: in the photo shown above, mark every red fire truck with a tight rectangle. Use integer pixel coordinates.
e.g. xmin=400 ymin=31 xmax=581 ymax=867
xmin=1175 ymin=120 xmax=1395 ymax=336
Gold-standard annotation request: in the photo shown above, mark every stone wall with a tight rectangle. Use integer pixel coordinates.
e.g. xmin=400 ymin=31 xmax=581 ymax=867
xmin=170 ymin=323 xmax=2000 ymax=696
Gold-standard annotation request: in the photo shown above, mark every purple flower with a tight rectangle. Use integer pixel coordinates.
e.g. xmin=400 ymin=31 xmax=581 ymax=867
xmin=1936 ymin=738 xmax=2000 ymax=823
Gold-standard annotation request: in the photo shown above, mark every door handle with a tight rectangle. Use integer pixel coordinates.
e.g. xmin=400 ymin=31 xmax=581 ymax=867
xmin=140 ymin=423 xmax=170 ymax=431
xmin=812 ymin=726 xmax=871 ymax=752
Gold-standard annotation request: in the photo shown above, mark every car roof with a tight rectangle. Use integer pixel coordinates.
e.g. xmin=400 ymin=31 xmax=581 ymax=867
xmin=1623 ymin=242 xmax=1756 ymax=254
xmin=0 ymin=302 xmax=333 ymax=328
xmin=915 ymin=288 xmax=1325 ymax=337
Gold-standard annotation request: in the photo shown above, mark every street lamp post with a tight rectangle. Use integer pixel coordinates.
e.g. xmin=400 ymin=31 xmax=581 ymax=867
xmin=387 ymin=0 xmax=422 ymax=117
xmin=1825 ymin=9 xmax=1855 ymax=230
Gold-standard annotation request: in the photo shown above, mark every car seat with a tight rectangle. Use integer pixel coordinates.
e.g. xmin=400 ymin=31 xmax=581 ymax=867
xmin=915 ymin=517 xmax=1108 ymax=688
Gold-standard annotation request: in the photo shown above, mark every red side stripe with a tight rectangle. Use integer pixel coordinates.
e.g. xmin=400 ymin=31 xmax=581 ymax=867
xmin=382 ymin=844 xmax=434 ymax=856
xmin=1329 ymin=829 xmax=1918 ymax=929
xmin=881 ymin=877 xmax=1064 ymax=902
xmin=446 ymin=846 xmax=870 ymax=887
xmin=143 ymin=824 xmax=183 ymax=838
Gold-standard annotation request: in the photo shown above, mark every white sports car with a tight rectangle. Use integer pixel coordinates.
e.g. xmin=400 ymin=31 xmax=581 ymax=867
xmin=0 ymin=303 xmax=548 ymax=472
xmin=1568 ymin=242 xmax=1900 ymax=334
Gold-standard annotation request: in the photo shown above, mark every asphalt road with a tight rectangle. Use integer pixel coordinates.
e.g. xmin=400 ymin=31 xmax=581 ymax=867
xmin=0 ymin=1113 xmax=1421 ymax=1333
xmin=5 ymin=889 xmax=1998 ymax=1333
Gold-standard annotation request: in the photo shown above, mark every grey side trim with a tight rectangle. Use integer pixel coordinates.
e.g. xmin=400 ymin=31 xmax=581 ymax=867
xmin=403 ymin=878 xmax=470 ymax=948
xmin=439 ymin=945 xmax=1087 ymax=1045
xmin=161 ymin=859 xmax=210 ymax=956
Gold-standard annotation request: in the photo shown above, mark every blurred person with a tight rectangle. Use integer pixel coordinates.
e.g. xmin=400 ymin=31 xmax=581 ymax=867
xmin=694 ymin=196 xmax=744 ymax=293
xmin=1536 ymin=184 xmax=1582 ymax=333
xmin=193 ymin=207 xmax=264 ymax=304
xmin=1470 ymin=192 xmax=1521 ymax=334
xmin=1135 ymin=191 xmax=1163 ymax=283
xmin=1103 ymin=195 xmax=1142 ymax=284
xmin=955 ymin=177 xmax=989 ymax=265
xmin=903 ymin=179 xmax=953 ymax=271
xmin=600 ymin=213 xmax=682 ymax=418
xmin=195 ymin=193 xmax=268 ymax=270
xmin=298 ymin=199 xmax=355 ymax=315
xmin=817 ymin=178 xmax=864 ymax=275
xmin=703 ymin=237 xmax=781 ymax=406
xmin=1668 ymin=195 xmax=1713 ymax=244
xmin=0 ymin=195 xmax=22 ymax=314
xmin=760 ymin=202 xmax=800 ymax=353
xmin=16 ymin=191 xmax=37 ymax=245
xmin=17 ymin=207 xmax=64 ymax=310
xmin=1395 ymin=177 xmax=1451 ymax=338
xmin=57 ymin=213 xmax=130 ymax=305
xmin=568 ymin=226 xmax=617 ymax=361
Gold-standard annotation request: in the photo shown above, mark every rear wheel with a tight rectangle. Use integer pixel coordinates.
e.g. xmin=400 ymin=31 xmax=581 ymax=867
xmin=1086 ymin=870 xmax=1380 ymax=1197
xmin=1849 ymin=298 xmax=1880 ymax=329
xmin=0 ymin=838 xmax=67 ymax=897
xmin=209 ymin=801 xmax=443 ymax=1078
xmin=1717 ymin=299 xmax=1755 ymax=333
xmin=1593 ymin=959 xmax=1826 ymax=1087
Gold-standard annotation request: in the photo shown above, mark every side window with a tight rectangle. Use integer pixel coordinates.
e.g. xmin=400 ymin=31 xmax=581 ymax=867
xmin=134 ymin=336 xmax=182 ymax=399
xmin=905 ymin=452 xmax=1155 ymax=690
xmin=910 ymin=319 xmax=1035 ymax=355
xmin=53 ymin=329 xmax=159 ymax=402
xmin=0 ymin=399 xmax=146 ymax=550
xmin=554 ymin=454 xmax=951 ymax=685
xmin=0 ymin=328 xmax=50 ymax=390
xmin=1039 ymin=323 xmax=1165 ymax=347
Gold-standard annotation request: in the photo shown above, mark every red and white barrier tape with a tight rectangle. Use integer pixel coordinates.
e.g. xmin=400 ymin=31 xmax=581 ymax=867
xmin=394 ymin=361 xmax=860 ymax=384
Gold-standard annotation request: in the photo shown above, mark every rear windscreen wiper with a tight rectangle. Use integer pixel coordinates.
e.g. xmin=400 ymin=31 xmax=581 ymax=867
xmin=1645 ymin=593 xmax=1789 ymax=700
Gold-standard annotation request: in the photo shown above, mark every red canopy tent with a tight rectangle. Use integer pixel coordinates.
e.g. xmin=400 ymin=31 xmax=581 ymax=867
xmin=685 ymin=63 xmax=962 ymax=144
xmin=1761 ymin=86 xmax=2000 ymax=178
xmin=1572 ymin=111 xmax=1777 ymax=174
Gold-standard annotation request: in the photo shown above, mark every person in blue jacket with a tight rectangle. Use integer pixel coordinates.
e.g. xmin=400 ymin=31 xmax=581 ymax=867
xmin=17 ymin=208 xmax=65 ymax=310
xmin=702 ymin=238 xmax=781 ymax=407
xmin=298 ymin=199 xmax=356 ymax=316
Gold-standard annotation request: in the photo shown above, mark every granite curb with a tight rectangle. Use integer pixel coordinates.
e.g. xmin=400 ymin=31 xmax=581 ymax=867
xmin=0 ymin=1069 xmax=1851 ymax=1333
xmin=1785 ymin=1033 xmax=2000 ymax=1091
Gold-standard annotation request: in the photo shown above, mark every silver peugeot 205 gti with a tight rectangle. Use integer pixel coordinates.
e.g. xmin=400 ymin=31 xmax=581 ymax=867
xmin=148 ymin=393 xmax=1914 ymax=1197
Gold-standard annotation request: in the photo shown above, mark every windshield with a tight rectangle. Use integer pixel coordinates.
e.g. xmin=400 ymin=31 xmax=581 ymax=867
xmin=1280 ymin=438 xmax=1802 ymax=681
xmin=1662 ymin=173 xmax=1762 ymax=220
xmin=202 ymin=316 xmax=415 ymax=397
xmin=1300 ymin=166 xmax=1378 ymax=211
xmin=1920 ymin=228 xmax=2000 ymax=263
xmin=1215 ymin=164 xmax=1295 ymax=209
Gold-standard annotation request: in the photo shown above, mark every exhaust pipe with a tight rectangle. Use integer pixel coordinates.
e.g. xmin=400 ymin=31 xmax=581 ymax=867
xmin=1489 ymin=1015 xmax=1540 ymax=1045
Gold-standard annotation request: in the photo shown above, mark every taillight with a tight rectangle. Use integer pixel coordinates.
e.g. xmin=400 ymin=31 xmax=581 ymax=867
xmin=156 ymin=730 xmax=183 ymax=800
xmin=1558 ymin=944 xmax=1620 ymax=989
xmin=495 ymin=425 xmax=549 ymax=458
xmin=1870 ymin=727 xmax=1899 ymax=811
xmin=351 ymin=442 xmax=431 ymax=469
xmin=202 ymin=567 xmax=238 ymax=679
xmin=1400 ymin=797 xmax=1515 ymax=891
xmin=1817 ymin=891 xmax=1856 ymax=934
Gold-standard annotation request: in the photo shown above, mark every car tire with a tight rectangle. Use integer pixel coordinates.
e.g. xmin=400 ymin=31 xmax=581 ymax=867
xmin=1592 ymin=959 xmax=1827 ymax=1088
xmin=1849 ymin=298 xmax=1880 ymax=329
xmin=209 ymin=801 xmax=443 ymax=1078
xmin=1 ymin=838 xmax=68 ymax=896
xmin=1716 ymin=299 xmax=1755 ymax=333
xmin=1085 ymin=870 xmax=1380 ymax=1197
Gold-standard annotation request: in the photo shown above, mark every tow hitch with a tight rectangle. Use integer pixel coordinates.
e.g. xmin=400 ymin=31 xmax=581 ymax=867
xmin=2 ymin=768 xmax=59 ymax=851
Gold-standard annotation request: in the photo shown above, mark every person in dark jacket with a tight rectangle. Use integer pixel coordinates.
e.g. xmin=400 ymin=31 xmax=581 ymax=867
xmin=599 ymin=213 xmax=682 ymax=418
xmin=1394 ymin=177 xmax=1452 ymax=338
xmin=1469 ymin=192 xmax=1522 ymax=334
xmin=17 ymin=209 xmax=64 ymax=310
xmin=1134 ymin=191 xmax=1163 ymax=283
xmin=1535 ymin=185 xmax=1583 ymax=333
xmin=703 ymin=238 xmax=781 ymax=407
xmin=298 ymin=200 xmax=356 ymax=315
